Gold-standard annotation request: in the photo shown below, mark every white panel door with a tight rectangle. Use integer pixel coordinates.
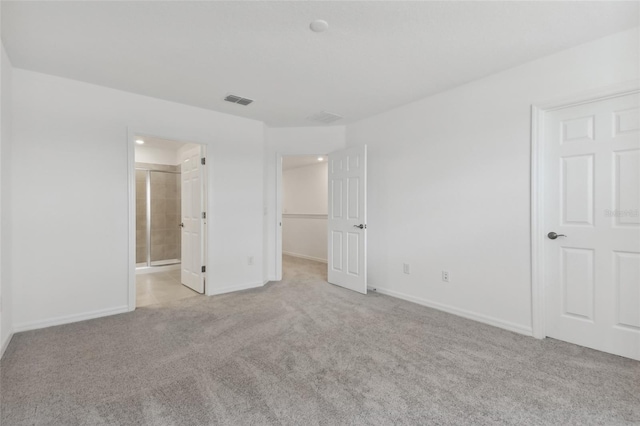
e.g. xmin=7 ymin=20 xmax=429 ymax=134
xmin=181 ymin=146 xmax=205 ymax=294
xmin=328 ymin=145 xmax=367 ymax=294
xmin=544 ymin=93 xmax=640 ymax=360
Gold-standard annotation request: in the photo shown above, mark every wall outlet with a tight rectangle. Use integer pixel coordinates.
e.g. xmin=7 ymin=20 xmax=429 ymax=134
xmin=248 ymin=256 xmax=254 ymax=266
xmin=442 ymin=271 xmax=450 ymax=283
xmin=403 ymin=263 xmax=410 ymax=274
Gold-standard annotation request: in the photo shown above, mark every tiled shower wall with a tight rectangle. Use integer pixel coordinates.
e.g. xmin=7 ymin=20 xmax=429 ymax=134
xmin=135 ymin=169 xmax=148 ymax=263
xmin=136 ymin=163 xmax=181 ymax=264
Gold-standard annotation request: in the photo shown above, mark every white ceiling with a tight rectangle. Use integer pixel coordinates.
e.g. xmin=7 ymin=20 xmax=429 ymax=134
xmin=135 ymin=135 xmax=186 ymax=152
xmin=2 ymin=1 xmax=638 ymax=127
xmin=283 ymin=155 xmax=327 ymax=171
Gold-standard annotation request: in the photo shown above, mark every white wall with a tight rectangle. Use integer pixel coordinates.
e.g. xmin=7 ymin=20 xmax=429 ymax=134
xmin=346 ymin=27 xmax=640 ymax=335
xmin=0 ymin=43 xmax=14 ymax=356
xmin=264 ymin=126 xmax=345 ymax=280
xmin=283 ymin=162 xmax=328 ymax=215
xmin=11 ymin=69 xmax=265 ymax=331
xmin=135 ymin=144 xmax=180 ymax=165
xmin=282 ymin=161 xmax=328 ymax=263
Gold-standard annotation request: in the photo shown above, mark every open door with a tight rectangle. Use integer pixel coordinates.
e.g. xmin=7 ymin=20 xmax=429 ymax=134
xmin=542 ymin=93 xmax=640 ymax=360
xmin=327 ymin=145 xmax=367 ymax=294
xmin=180 ymin=145 xmax=205 ymax=294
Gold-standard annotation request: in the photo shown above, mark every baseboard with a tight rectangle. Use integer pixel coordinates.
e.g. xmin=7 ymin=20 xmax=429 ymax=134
xmin=1 ymin=332 xmax=13 ymax=359
xmin=283 ymin=251 xmax=328 ymax=264
xmin=13 ymin=305 xmax=130 ymax=333
xmin=373 ymin=287 xmax=533 ymax=337
xmin=209 ymin=281 xmax=265 ymax=296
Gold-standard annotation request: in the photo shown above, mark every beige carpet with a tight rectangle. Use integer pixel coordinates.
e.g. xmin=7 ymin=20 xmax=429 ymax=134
xmin=1 ymin=255 xmax=639 ymax=425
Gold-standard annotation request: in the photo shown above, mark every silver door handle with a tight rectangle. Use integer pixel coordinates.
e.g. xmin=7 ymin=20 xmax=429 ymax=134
xmin=353 ymin=224 xmax=366 ymax=229
xmin=547 ymin=232 xmax=566 ymax=240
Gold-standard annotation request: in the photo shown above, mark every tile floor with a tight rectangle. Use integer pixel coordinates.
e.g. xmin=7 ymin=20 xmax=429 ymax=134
xmin=136 ymin=267 xmax=199 ymax=307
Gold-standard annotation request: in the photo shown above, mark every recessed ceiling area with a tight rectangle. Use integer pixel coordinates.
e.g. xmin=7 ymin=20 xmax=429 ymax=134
xmin=2 ymin=1 xmax=637 ymax=127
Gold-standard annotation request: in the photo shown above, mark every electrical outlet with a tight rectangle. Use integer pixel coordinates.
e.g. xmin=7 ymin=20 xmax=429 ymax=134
xmin=442 ymin=271 xmax=450 ymax=283
xmin=403 ymin=263 xmax=410 ymax=274
xmin=248 ymin=256 xmax=254 ymax=266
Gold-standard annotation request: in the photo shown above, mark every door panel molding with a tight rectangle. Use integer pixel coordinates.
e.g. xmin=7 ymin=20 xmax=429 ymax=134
xmin=180 ymin=145 xmax=205 ymax=294
xmin=327 ymin=145 xmax=367 ymax=294
xmin=531 ymin=80 xmax=640 ymax=340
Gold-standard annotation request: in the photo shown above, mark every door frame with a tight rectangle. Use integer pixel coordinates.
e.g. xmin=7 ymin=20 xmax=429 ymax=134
xmin=127 ymin=128 xmax=209 ymax=311
xmin=275 ymin=152 xmax=327 ymax=281
xmin=530 ymin=80 xmax=640 ymax=339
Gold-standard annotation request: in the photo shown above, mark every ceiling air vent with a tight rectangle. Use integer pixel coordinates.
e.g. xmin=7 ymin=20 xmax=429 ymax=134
xmin=307 ymin=111 xmax=343 ymax=124
xmin=224 ymin=94 xmax=254 ymax=106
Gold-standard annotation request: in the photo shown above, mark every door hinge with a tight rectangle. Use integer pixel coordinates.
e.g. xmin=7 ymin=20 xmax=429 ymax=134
xmin=201 ymin=157 xmax=206 ymax=165
xmin=202 ymin=212 xmax=207 ymax=219
xmin=201 ymin=266 xmax=206 ymax=273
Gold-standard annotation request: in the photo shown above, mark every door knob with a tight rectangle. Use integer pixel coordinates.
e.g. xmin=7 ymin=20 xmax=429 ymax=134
xmin=547 ymin=232 xmax=566 ymax=240
xmin=353 ymin=224 xmax=366 ymax=229
xmin=179 ymin=223 xmax=184 ymax=228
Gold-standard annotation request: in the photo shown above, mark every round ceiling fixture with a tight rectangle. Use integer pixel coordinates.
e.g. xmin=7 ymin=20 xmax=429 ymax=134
xmin=310 ymin=19 xmax=329 ymax=33
xmin=317 ymin=156 xmax=324 ymax=161
xmin=135 ymin=139 xmax=145 ymax=145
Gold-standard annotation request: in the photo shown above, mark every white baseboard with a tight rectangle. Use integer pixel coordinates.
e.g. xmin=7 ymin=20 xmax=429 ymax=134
xmin=13 ymin=305 xmax=130 ymax=333
xmin=1 ymin=332 xmax=13 ymax=359
xmin=283 ymin=251 xmax=328 ymax=264
xmin=209 ymin=281 xmax=265 ymax=296
xmin=373 ymin=287 xmax=533 ymax=337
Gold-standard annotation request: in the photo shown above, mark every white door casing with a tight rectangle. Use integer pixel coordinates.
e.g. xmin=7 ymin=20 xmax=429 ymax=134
xmin=328 ymin=145 xmax=367 ymax=294
xmin=181 ymin=145 xmax=205 ymax=294
xmin=543 ymin=92 xmax=639 ymax=360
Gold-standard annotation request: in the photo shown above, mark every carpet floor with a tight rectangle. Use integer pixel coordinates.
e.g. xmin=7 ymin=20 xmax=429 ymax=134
xmin=1 ymin=255 xmax=639 ymax=425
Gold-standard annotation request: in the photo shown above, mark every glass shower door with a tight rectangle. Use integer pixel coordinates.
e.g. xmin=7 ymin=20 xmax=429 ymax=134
xmin=135 ymin=169 xmax=148 ymax=266
xmin=149 ymin=170 xmax=181 ymax=266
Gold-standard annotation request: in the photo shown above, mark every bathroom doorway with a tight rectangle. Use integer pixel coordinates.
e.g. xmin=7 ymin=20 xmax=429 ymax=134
xmin=131 ymin=134 xmax=207 ymax=307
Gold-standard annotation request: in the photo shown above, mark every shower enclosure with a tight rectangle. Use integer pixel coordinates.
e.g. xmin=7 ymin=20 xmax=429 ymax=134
xmin=136 ymin=163 xmax=181 ymax=267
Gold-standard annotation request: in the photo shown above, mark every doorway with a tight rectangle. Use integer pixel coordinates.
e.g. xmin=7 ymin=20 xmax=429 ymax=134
xmin=129 ymin=134 xmax=208 ymax=308
xmin=276 ymin=145 xmax=368 ymax=294
xmin=532 ymin=87 xmax=640 ymax=360
xmin=281 ymin=155 xmax=329 ymax=269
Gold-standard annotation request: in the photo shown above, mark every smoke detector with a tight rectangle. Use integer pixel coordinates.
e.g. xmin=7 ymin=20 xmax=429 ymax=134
xmin=307 ymin=111 xmax=343 ymax=124
xmin=224 ymin=94 xmax=254 ymax=106
xmin=310 ymin=20 xmax=329 ymax=33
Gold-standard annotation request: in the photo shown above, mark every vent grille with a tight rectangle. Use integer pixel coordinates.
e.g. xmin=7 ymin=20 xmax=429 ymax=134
xmin=307 ymin=111 xmax=343 ymax=124
xmin=224 ymin=94 xmax=254 ymax=106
